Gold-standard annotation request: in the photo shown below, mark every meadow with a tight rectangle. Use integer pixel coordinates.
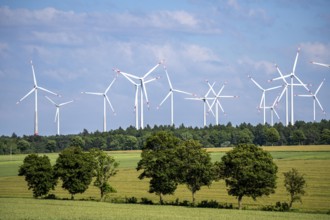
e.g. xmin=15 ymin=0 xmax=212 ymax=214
xmin=0 ymin=145 xmax=330 ymax=219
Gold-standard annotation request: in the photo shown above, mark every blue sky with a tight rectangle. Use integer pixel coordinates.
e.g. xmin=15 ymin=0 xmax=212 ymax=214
xmin=0 ymin=0 xmax=329 ymax=136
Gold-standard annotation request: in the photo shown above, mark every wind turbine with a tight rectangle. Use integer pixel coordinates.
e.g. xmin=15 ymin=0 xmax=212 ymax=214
xmin=16 ymin=60 xmax=60 ymax=135
xmin=207 ymin=81 xmax=239 ymax=125
xmin=157 ymin=65 xmax=195 ymax=126
xmin=114 ymin=61 xmax=162 ymax=129
xmin=248 ymin=75 xmax=282 ymax=125
xmin=269 ymin=48 xmax=311 ymax=125
xmin=82 ymin=77 xmax=116 ymax=132
xmin=296 ymin=78 xmax=326 ymax=122
xmin=311 ymin=61 xmax=330 ymax=68
xmin=263 ymin=96 xmax=280 ymax=126
xmin=273 ymin=64 xmax=308 ymax=126
xmin=45 ymin=96 xmax=73 ymax=135
xmin=186 ymin=82 xmax=215 ymax=127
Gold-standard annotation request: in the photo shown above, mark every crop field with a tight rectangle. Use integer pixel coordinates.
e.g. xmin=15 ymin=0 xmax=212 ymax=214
xmin=0 ymin=146 xmax=330 ymax=219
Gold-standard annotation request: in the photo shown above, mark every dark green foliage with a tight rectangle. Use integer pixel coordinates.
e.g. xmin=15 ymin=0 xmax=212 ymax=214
xmin=262 ymin=201 xmax=290 ymax=212
xmin=177 ymin=139 xmax=215 ymax=204
xmin=197 ymin=200 xmax=233 ymax=209
xmin=283 ymin=168 xmax=306 ymax=208
xmin=54 ymin=146 xmax=95 ymax=200
xmin=1 ymin=120 xmax=330 ymax=155
xmin=266 ymin=127 xmax=280 ymax=145
xmin=216 ymin=144 xmax=278 ymax=210
xmin=125 ymin=196 xmax=138 ymax=204
xmin=18 ymin=154 xmax=57 ymax=198
xmin=140 ymin=197 xmax=154 ymax=205
xmin=90 ymin=148 xmax=119 ymax=201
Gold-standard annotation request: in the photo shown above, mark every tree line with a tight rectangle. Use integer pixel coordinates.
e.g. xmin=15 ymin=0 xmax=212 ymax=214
xmin=2 ymin=120 xmax=330 ymax=154
xmin=19 ymin=131 xmax=306 ymax=210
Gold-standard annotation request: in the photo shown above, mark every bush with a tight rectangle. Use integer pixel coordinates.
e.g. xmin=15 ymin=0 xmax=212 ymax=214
xmin=262 ymin=201 xmax=290 ymax=212
xmin=125 ymin=196 xmax=138 ymax=204
xmin=197 ymin=200 xmax=233 ymax=209
xmin=140 ymin=197 xmax=153 ymax=205
xmin=44 ymin=194 xmax=57 ymax=200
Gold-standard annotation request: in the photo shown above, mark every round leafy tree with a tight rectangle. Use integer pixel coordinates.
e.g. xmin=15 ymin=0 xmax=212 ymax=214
xmin=137 ymin=131 xmax=181 ymax=204
xmin=18 ymin=154 xmax=57 ymax=198
xmin=216 ymin=144 xmax=278 ymax=209
xmin=54 ymin=146 xmax=95 ymax=200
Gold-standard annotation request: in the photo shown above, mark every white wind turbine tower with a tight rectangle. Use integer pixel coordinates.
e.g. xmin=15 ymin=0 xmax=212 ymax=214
xmin=16 ymin=60 xmax=60 ymax=135
xmin=114 ymin=61 xmax=162 ymax=129
xmin=273 ymin=64 xmax=308 ymax=126
xmin=186 ymin=82 xmax=215 ymax=127
xmin=45 ymin=96 xmax=73 ymax=135
xmin=248 ymin=75 xmax=282 ymax=125
xmin=311 ymin=61 xmax=330 ymax=68
xmin=296 ymin=79 xmax=326 ymax=122
xmin=157 ymin=65 xmax=195 ymax=126
xmin=82 ymin=77 xmax=116 ymax=132
xmin=269 ymin=48 xmax=311 ymax=125
xmin=264 ymin=96 xmax=280 ymax=126
xmin=207 ymin=81 xmax=239 ymax=125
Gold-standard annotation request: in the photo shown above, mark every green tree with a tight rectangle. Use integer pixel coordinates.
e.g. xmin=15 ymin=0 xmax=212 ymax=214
xmin=137 ymin=131 xmax=181 ymax=204
xmin=17 ymin=139 xmax=31 ymax=153
xmin=320 ymin=128 xmax=330 ymax=144
xmin=18 ymin=154 xmax=57 ymax=198
xmin=54 ymin=147 xmax=95 ymax=200
xmin=69 ymin=136 xmax=85 ymax=148
xmin=292 ymin=130 xmax=306 ymax=145
xmin=46 ymin=140 xmax=56 ymax=152
xmin=283 ymin=168 xmax=306 ymax=208
xmin=265 ymin=127 xmax=280 ymax=146
xmin=177 ymin=139 xmax=214 ymax=204
xmin=216 ymin=144 xmax=278 ymax=209
xmin=90 ymin=149 xmax=119 ymax=201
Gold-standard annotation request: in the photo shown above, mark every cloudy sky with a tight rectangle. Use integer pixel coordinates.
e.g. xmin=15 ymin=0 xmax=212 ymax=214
xmin=0 ymin=0 xmax=329 ymax=136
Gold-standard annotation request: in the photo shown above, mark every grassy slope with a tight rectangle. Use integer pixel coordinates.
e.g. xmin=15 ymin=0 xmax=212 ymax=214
xmin=0 ymin=197 xmax=329 ymax=220
xmin=0 ymin=146 xmax=330 ymax=214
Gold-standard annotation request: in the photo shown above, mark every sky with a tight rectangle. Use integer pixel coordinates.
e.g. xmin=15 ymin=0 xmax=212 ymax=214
xmin=0 ymin=0 xmax=329 ymax=136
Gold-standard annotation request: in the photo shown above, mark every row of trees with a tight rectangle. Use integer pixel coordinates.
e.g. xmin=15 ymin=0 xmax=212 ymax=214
xmin=2 ymin=120 xmax=330 ymax=154
xmin=19 ymin=131 xmax=307 ymax=210
xmin=19 ymin=146 xmax=119 ymax=201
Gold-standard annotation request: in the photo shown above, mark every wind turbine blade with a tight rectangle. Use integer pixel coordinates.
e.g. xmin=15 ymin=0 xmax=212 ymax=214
xmin=315 ymin=79 xmax=325 ymax=95
xmin=141 ymin=81 xmax=149 ymax=107
xmin=83 ymin=92 xmax=103 ymax=96
xmin=216 ymin=84 xmax=225 ymax=97
xmin=38 ymin=86 xmax=60 ymax=96
xmin=134 ymin=85 xmax=139 ymax=111
xmin=315 ymin=96 xmax=324 ymax=112
xmin=119 ymin=71 xmax=140 ymax=80
xmin=273 ymin=108 xmax=280 ymax=120
xmin=206 ymin=100 xmax=215 ymax=117
xmin=105 ymin=77 xmax=117 ymax=94
xmin=217 ymin=100 xmax=225 ymax=113
xmin=206 ymin=80 xmax=217 ymax=96
xmin=205 ymin=82 xmax=215 ymax=97
xmin=17 ymin=88 xmax=35 ymax=104
xmin=145 ymin=76 xmax=160 ymax=84
xmin=249 ymin=77 xmax=264 ymax=91
xmin=158 ymin=92 xmax=172 ymax=108
xmin=277 ymin=87 xmax=287 ymax=102
xmin=172 ymin=89 xmax=193 ymax=96
xmin=59 ymin=100 xmax=74 ymax=106
xmin=311 ymin=61 xmax=330 ymax=68
xmin=265 ymin=85 xmax=282 ymax=91
xmin=45 ymin=96 xmax=57 ymax=106
xmin=275 ymin=64 xmax=288 ymax=84
xmin=105 ymin=95 xmax=115 ymax=113
xmin=292 ymin=48 xmax=300 ymax=74
xmin=30 ymin=60 xmax=37 ymax=86
xmin=259 ymin=93 xmax=265 ymax=109
xmin=55 ymin=108 xmax=59 ymax=122
xmin=294 ymin=75 xmax=311 ymax=93
xmin=270 ymin=74 xmax=291 ymax=82
xmin=164 ymin=66 xmax=173 ymax=89
xmin=144 ymin=62 xmax=161 ymax=78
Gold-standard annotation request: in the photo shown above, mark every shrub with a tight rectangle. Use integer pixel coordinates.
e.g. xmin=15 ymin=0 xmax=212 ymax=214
xmin=140 ymin=197 xmax=153 ymax=205
xmin=125 ymin=196 xmax=138 ymax=204
xmin=262 ymin=201 xmax=290 ymax=212
xmin=44 ymin=194 xmax=57 ymax=200
xmin=197 ymin=200 xmax=219 ymax=208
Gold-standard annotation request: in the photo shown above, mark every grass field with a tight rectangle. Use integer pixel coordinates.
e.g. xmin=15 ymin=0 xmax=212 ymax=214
xmin=0 ymin=146 xmax=330 ymax=219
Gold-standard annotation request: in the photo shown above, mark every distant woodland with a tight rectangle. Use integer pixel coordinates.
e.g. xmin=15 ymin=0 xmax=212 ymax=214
xmin=1 ymin=120 xmax=330 ymax=154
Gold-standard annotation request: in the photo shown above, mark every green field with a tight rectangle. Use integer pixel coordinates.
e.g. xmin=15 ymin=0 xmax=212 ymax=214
xmin=1 ymin=146 xmax=330 ymax=219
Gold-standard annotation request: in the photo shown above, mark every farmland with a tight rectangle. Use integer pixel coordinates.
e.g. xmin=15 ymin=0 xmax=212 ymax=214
xmin=0 ymin=145 xmax=330 ymax=219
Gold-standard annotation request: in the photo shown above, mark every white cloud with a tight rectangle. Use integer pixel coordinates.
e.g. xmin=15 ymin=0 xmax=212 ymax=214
xmin=300 ymin=42 xmax=330 ymax=61
xmin=238 ymin=57 xmax=275 ymax=75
